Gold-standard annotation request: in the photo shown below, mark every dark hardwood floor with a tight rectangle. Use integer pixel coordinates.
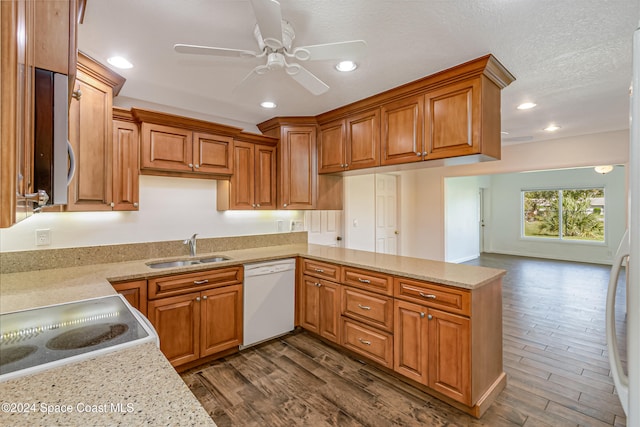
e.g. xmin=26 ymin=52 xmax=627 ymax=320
xmin=181 ymin=253 xmax=628 ymax=426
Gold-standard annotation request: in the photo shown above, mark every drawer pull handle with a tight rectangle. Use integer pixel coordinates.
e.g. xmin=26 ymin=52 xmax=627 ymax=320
xmin=357 ymin=304 xmax=371 ymax=310
xmin=419 ymin=292 xmax=436 ymax=299
xmin=315 ymin=268 xmax=324 ymax=273
xmin=358 ymin=338 xmax=371 ymax=346
xmin=194 ymin=279 xmax=209 ymax=285
xmin=358 ymin=278 xmax=371 ymax=284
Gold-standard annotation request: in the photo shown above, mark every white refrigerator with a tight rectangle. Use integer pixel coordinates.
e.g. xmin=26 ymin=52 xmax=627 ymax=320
xmin=606 ymin=22 xmax=640 ymax=427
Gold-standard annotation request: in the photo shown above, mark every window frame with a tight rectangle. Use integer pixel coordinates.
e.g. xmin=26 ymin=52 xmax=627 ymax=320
xmin=520 ymin=186 xmax=606 ymax=245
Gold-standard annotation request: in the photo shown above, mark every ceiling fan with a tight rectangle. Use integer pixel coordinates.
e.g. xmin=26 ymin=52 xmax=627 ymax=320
xmin=173 ymin=0 xmax=367 ymax=95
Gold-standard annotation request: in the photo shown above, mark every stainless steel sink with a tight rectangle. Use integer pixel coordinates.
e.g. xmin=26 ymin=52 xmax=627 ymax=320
xmin=146 ymin=256 xmax=229 ymax=269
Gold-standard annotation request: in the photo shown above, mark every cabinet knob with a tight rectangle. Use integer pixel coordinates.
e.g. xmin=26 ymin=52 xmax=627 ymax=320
xmin=344 ymin=163 xmax=348 ymax=168
xmin=188 ymin=163 xmax=194 ymax=168
xmin=420 ymin=312 xmax=425 ymax=318
xmin=71 ymin=89 xmax=82 ymax=100
xmin=428 ymin=314 xmax=433 ymax=320
xmin=256 ymin=204 xmax=260 ymax=207
xmin=194 ymin=164 xmax=200 ymax=169
xmin=416 ymin=152 xmax=421 ymax=156
xmin=283 ymin=203 xmax=288 ymax=207
xmin=422 ymin=152 xmax=427 ymax=157
xmin=110 ymin=202 xmax=115 ymax=208
xmin=314 ymin=282 xmax=321 ymax=287
xmin=202 ymin=295 xmax=208 ymax=300
xmin=252 ymin=204 xmax=256 ymax=208
xmin=196 ymin=296 xmax=201 ymax=301
xmin=133 ymin=202 xmax=139 ymax=208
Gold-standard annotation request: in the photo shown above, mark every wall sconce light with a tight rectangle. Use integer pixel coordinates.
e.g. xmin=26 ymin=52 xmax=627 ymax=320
xmin=594 ymin=165 xmax=614 ymax=174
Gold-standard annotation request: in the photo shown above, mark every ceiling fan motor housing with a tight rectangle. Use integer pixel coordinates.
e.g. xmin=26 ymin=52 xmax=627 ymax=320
xmin=253 ymin=20 xmax=295 ymax=52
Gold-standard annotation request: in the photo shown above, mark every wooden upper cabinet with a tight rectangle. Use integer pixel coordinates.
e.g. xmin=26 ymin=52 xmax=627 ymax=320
xmin=112 ymin=108 xmax=139 ymax=211
xmin=134 ymin=108 xmax=241 ymax=178
xmin=422 ymin=74 xmax=503 ymax=162
xmin=346 ymin=108 xmax=380 ymax=170
xmin=66 ymin=52 xmax=126 ymax=212
xmin=193 ymin=132 xmax=233 ymax=174
xmin=140 ymin=123 xmax=193 ymax=172
xmin=381 ymin=94 xmax=425 ymax=166
xmin=318 ymin=120 xmax=347 ymax=174
xmin=280 ymin=126 xmax=316 ymax=209
xmin=216 ymin=133 xmax=277 ymax=211
xmin=318 ymin=109 xmax=380 ymax=174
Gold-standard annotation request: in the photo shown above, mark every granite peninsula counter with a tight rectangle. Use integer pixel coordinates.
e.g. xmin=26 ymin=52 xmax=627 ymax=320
xmin=0 ymin=242 xmax=505 ymax=425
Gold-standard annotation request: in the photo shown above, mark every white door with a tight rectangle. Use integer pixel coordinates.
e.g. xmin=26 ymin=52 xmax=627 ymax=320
xmin=305 ymin=210 xmax=343 ymax=247
xmin=479 ymin=188 xmax=486 ymax=253
xmin=375 ymin=174 xmax=399 ymax=254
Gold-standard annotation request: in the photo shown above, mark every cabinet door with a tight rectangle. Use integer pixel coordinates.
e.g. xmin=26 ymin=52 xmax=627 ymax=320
xmin=112 ymin=119 xmax=139 ymax=210
xmin=381 ymin=94 xmax=424 ymax=166
xmin=318 ymin=120 xmax=346 ymax=174
xmin=193 ymin=132 xmax=233 ymax=174
xmin=200 ymin=284 xmax=243 ymax=357
xmin=428 ymin=308 xmax=471 ymax=404
xmin=228 ymin=141 xmax=255 ymax=209
xmin=347 ymin=109 xmax=380 ymax=170
xmin=254 ymin=144 xmax=277 ymax=209
xmin=319 ymin=280 xmax=341 ymax=343
xmin=299 ymin=275 xmax=321 ymax=334
xmin=148 ymin=292 xmax=201 ymax=367
xmin=394 ymin=299 xmax=428 ymax=384
xmin=66 ymin=71 xmax=113 ymax=211
xmin=280 ymin=126 xmax=316 ymax=209
xmin=140 ymin=123 xmax=193 ymax=172
xmin=112 ymin=280 xmax=147 ymax=316
xmin=424 ymin=78 xmax=480 ymax=160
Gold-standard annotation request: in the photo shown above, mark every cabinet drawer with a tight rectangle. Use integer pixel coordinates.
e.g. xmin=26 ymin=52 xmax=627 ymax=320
xmin=301 ymin=258 xmax=341 ymax=281
xmin=342 ymin=287 xmax=393 ymax=332
xmin=148 ymin=267 xmax=243 ymax=299
xmin=341 ymin=318 xmax=393 ymax=368
xmin=341 ymin=267 xmax=393 ymax=296
xmin=394 ymin=277 xmax=470 ymax=316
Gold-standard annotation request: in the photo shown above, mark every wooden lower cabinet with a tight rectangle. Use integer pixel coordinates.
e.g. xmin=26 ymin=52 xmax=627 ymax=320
xmin=394 ymin=299 xmax=471 ymax=404
xmin=111 ymin=279 xmax=147 ymax=316
xmin=148 ymin=284 xmax=242 ymax=368
xmin=341 ymin=318 xmax=393 ymax=368
xmin=299 ymin=275 xmax=340 ymax=343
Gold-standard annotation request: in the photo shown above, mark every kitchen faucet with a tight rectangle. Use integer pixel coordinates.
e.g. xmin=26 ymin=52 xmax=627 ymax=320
xmin=184 ymin=233 xmax=198 ymax=257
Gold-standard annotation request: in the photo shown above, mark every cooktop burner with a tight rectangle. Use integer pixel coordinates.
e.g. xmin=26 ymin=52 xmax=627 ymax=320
xmin=0 ymin=295 xmax=158 ymax=382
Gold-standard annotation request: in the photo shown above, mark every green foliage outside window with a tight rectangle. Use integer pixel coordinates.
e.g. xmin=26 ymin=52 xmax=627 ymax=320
xmin=523 ymin=189 xmax=604 ymax=241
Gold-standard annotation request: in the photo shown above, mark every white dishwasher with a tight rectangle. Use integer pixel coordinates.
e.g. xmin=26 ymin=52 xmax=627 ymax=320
xmin=242 ymin=258 xmax=296 ymax=348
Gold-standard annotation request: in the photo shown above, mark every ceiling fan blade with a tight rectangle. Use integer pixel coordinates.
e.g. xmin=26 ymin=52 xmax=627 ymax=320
xmin=174 ymin=44 xmax=258 ymax=58
xmin=292 ymin=40 xmax=367 ymax=61
xmin=250 ymin=0 xmax=283 ymax=49
xmin=285 ymin=63 xmax=329 ymax=95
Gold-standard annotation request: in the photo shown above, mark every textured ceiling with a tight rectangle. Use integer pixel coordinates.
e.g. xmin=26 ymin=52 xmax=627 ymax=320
xmin=78 ymin=0 xmax=640 ymax=144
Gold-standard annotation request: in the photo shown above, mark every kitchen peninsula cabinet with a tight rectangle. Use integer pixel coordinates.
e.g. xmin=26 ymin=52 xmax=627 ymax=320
xmin=318 ymin=108 xmax=380 ymax=173
xmin=216 ymin=133 xmax=278 ymax=210
xmin=133 ymin=108 xmax=239 ymax=178
xmin=147 ymin=266 xmax=243 ymax=368
xmin=299 ymin=259 xmax=342 ymax=343
xmin=66 ymin=52 xmax=126 ymax=211
xmin=111 ymin=279 xmax=147 ymax=316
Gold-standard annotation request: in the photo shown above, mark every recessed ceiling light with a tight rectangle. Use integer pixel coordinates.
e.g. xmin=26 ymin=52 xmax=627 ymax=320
xmin=260 ymin=101 xmax=277 ymax=109
xmin=107 ymin=56 xmax=133 ymax=69
xmin=336 ymin=60 xmax=357 ymax=72
xmin=544 ymin=124 xmax=561 ymax=132
xmin=517 ymin=102 xmax=537 ymax=110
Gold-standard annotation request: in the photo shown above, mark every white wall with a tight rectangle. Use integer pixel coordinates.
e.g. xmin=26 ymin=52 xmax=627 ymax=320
xmin=486 ymin=166 xmax=626 ymax=264
xmin=0 ymin=175 xmax=304 ymax=252
xmin=444 ymin=175 xmax=490 ymax=263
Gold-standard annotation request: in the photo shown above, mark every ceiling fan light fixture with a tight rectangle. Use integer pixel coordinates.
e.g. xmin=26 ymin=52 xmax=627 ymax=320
xmin=107 ymin=56 xmax=133 ymax=69
xmin=594 ymin=165 xmax=614 ymax=174
xmin=260 ymin=101 xmax=277 ymax=109
xmin=336 ymin=60 xmax=357 ymax=72
xmin=517 ymin=102 xmax=537 ymax=110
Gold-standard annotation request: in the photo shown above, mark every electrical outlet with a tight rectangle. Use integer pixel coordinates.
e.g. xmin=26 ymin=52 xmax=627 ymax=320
xmin=276 ymin=220 xmax=284 ymax=232
xmin=35 ymin=229 xmax=51 ymax=246
xmin=290 ymin=220 xmax=303 ymax=232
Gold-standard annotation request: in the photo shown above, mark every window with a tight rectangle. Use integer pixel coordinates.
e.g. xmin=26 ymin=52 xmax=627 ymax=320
xmin=522 ymin=188 xmax=605 ymax=242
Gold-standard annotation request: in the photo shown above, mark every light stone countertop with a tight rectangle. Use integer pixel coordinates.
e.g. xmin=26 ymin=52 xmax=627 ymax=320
xmin=0 ymin=243 xmax=504 ymax=426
